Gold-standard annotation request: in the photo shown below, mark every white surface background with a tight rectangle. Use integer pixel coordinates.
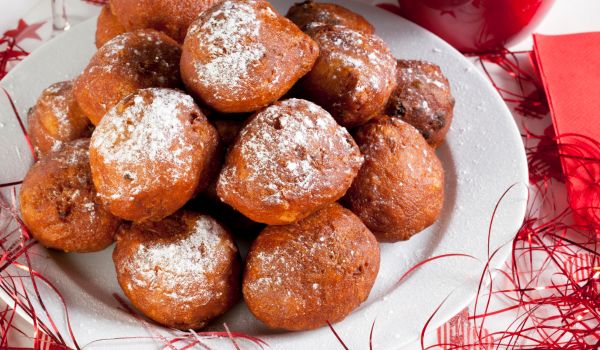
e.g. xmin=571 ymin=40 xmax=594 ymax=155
xmin=1 ymin=0 xmax=599 ymax=348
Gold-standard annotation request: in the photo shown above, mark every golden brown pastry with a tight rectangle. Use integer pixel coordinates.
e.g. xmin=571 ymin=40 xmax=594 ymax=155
xmin=180 ymin=0 xmax=319 ymax=113
xmin=109 ymin=0 xmax=221 ymax=43
xmin=287 ymin=1 xmax=374 ymax=34
xmin=113 ymin=210 xmax=241 ymax=329
xmin=27 ymin=81 xmax=92 ymax=158
xmin=385 ymin=60 xmax=454 ymax=148
xmin=19 ymin=139 xmax=120 ymax=252
xmin=217 ymin=99 xmax=363 ymax=225
xmin=297 ymin=24 xmax=397 ymax=128
xmin=243 ymin=203 xmax=379 ymax=330
xmin=74 ymin=29 xmax=181 ymax=125
xmin=89 ymin=88 xmax=219 ymax=222
xmin=344 ymin=116 xmax=444 ymax=242
xmin=95 ymin=4 xmax=126 ymax=48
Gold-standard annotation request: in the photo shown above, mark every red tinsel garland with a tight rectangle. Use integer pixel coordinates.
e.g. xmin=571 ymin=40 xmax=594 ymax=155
xmin=421 ymin=50 xmax=600 ymax=349
xmin=470 ymin=49 xmax=550 ymax=120
xmin=81 ymin=0 xmax=109 ymax=6
xmin=425 ymin=176 xmax=600 ymax=349
xmin=526 ymin=126 xmax=564 ymax=184
xmin=0 ymin=20 xmax=45 ymax=80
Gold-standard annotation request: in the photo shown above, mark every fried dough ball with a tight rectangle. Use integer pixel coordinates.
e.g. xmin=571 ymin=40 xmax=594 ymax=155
xmin=344 ymin=117 xmax=444 ymax=242
xmin=109 ymin=0 xmax=221 ymax=43
xmin=89 ymin=88 xmax=219 ymax=222
xmin=95 ymin=5 xmax=126 ymax=48
xmin=297 ymin=24 xmax=397 ymax=128
xmin=113 ymin=210 xmax=241 ymax=329
xmin=19 ymin=139 xmax=120 ymax=252
xmin=74 ymin=29 xmax=181 ymax=125
xmin=27 ymin=81 xmax=92 ymax=158
xmin=287 ymin=1 xmax=374 ymax=34
xmin=180 ymin=0 xmax=319 ymax=113
xmin=217 ymin=99 xmax=363 ymax=225
xmin=243 ymin=203 xmax=379 ymax=330
xmin=385 ymin=60 xmax=455 ymax=148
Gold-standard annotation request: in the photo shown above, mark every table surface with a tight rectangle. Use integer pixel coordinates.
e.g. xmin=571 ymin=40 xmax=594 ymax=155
xmin=2 ymin=0 xmax=599 ymax=348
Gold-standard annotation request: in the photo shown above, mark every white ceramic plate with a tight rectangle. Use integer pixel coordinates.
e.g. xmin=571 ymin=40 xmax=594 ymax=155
xmin=0 ymin=1 xmax=528 ymax=349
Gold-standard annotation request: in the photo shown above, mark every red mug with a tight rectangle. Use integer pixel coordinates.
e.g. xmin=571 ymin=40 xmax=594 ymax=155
xmin=382 ymin=0 xmax=555 ymax=53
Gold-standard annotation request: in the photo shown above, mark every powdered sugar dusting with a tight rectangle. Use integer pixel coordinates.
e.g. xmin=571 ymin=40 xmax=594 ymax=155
xmin=88 ymin=34 xmax=126 ymax=74
xmin=49 ymin=140 xmax=63 ymax=152
xmin=86 ymin=30 xmax=178 ymax=81
xmin=245 ymin=210 xmax=377 ymax=307
xmin=91 ymin=88 xmax=196 ymax=201
xmin=403 ymin=64 xmax=448 ymax=92
xmin=218 ymin=99 xmax=363 ymax=207
xmin=396 ymin=60 xmax=452 ymax=124
xmin=314 ymin=26 xmax=395 ymax=102
xmin=54 ymin=138 xmax=89 ymax=166
xmin=50 ymin=94 xmax=69 ymax=129
xmin=37 ymin=81 xmax=79 ymax=145
xmin=123 ymin=215 xmax=232 ymax=302
xmin=45 ymin=83 xmax=62 ymax=94
xmin=47 ymin=139 xmax=105 ymax=224
xmin=188 ymin=0 xmax=266 ymax=98
xmin=246 ymin=246 xmax=290 ymax=294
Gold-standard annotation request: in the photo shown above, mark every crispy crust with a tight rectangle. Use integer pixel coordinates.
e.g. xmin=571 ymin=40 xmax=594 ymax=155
xmin=109 ymin=0 xmax=221 ymax=43
xmin=344 ymin=116 xmax=444 ymax=242
xmin=74 ymin=29 xmax=181 ymax=125
xmin=287 ymin=0 xmax=374 ymax=34
xmin=385 ymin=60 xmax=455 ymax=148
xmin=216 ymin=99 xmax=363 ymax=225
xmin=89 ymin=88 xmax=219 ymax=222
xmin=297 ymin=24 xmax=396 ymax=128
xmin=27 ymin=81 xmax=92 ymax=158
xmin=180 ymin=0 xmax=319 ymax=113
xmin=113 ymin=210 xmax=241 ymax=329
xmin=19 ymin=139 xmax=120 ymax=252
xmin=95 ymin=4 xmax=126 ymax=48
xmin=243 ymin=203 xmax=380 ymax=330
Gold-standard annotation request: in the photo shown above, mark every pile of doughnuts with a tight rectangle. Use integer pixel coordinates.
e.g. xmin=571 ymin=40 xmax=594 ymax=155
xmin=19 ymin=0 xmax=454 ymax=331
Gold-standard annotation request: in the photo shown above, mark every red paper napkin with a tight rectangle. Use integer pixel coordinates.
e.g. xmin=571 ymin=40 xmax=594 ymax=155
xmin=533 ymin=33 xmax=600 ymax=227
